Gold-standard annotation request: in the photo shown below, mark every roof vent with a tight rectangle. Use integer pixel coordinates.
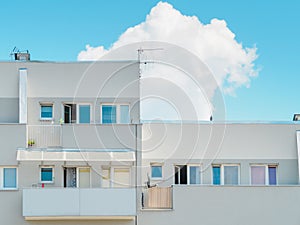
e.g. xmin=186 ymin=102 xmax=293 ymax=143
xmin=10 ymin=47 xmax=30 ymax=61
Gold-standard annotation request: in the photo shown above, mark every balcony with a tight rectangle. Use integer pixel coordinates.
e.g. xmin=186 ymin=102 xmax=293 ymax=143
xmin=23 ymin=188 xmax=136 ymax=220
xmin=142 ymin=187 xmax=173 ymax=209
xmin=27 ymin=125 xmax=62 ymax=148
xmin=139 ymin=185 xmax=300 ymax=225
xmin=62 ymin=124 xmax=137 ymax=149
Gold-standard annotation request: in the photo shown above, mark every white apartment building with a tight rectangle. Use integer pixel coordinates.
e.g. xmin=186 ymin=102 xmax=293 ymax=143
xmin=1 ymin=59 xmax=300 ymax=225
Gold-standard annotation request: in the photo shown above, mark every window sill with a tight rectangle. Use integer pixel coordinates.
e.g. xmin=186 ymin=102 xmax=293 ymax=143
xmin=0 ymin=188 xmax=18 ymax=191
xmin=151 ymin=178 xmax=163 ymax=180
xmin=40 ymin=181 xmax=54 ymax=184
xmin=40 ymin=118 xmax=54 ymax=121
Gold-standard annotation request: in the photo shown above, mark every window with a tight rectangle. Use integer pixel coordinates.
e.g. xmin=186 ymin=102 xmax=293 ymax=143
xmin=101 ymin=104 xmax=130 ymax=124
xmin=0 ymin=167 xmax=17 ymax=189
xmin=40 ymin=167 xmax=54 ymax=183
xmin=102 ymin=105 xmax=116 ymax=123
xmin=174 ymin=165 xmax=201 ymax=185
xmin=251 ymin=165 xmax=277 ymax=185
xmin=212 ymin=166 xmax=221 ymax=185
xmin=120 ymin=105 xmax=130 ymax=123
xmin=40 ymin=104 xmax=53 ymax=120
xmin=78 ymin=105 xmax=91 ymax=124
xmin=189 ymin=166 xmax=201 ymax=184
xmin=63 ymin=103 xmax=91 ymax=124
xmin=151 ymin=165 xmax=162 ymax=179
xmin=212 ymin=164 xmax=239 ymax=185
xmin=63 ymin=167 xmax=91 ymax=188
xmin=101 ymin=167 xmax=131 ymax=188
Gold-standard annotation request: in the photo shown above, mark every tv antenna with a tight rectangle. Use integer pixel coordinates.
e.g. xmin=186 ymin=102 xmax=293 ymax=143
xmin=137 ymin=47 xmax=164 ymax=62
xmin=10 ymin=46 xmax=30 ymax=61
xmin=137 ymin=47 xmax=164 ymax=77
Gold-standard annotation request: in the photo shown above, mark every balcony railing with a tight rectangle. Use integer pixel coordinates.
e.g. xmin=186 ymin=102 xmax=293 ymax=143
xmin=142 ymin=186 xmax=173 ymax=209
xmin=27 ymin=125 xmax=62 ymax=148
xmin=23 ymin=188 xmax=136 ymax=220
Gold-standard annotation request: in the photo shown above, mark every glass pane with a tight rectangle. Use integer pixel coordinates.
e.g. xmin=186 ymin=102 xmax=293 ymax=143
xmin=268 ymin=167 xmax=277 ymax=185
xmin=251 ymin=166 xmax=265 ymax=185
xmin=224 ymin=166 xmax=239 ymax=185
xmin=3 ymin=168 xmax=17 ymax=188
xmin=120 ymin=105 xmax=130 ymax=124
xmin=79 ymin=105 xmax=90 ymax=123
xmin=41 ymin=168 xmax=53 ymax=182
xmin=114 ymin=168 xmax=130 ymax=188
xmin=151 ymin=166 xmax=162 ymax=178
xmin=79 ymin=168 xmax=90 ymax=188
xmin=102 ymin=105 xmax=116 ymax=124
xmin=213 ymin=166 xmax=221 ymax=185
xmin=189 ymin=166 xmax=200 ymax=184
xmin=41 ymin=106 xmax=53 ymax=118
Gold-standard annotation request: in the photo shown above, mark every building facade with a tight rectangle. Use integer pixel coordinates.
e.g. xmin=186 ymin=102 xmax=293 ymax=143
xmin=1 ymin=60 xmax=300 ymax=225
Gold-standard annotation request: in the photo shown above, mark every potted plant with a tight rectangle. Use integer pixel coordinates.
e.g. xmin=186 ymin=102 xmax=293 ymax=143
xmin=28 ymin=139 xmax=35 ymax=147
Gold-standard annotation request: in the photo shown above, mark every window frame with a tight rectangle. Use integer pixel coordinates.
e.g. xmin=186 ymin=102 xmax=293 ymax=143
xmin=212 ymin=164 xmax=240 ymax=185
xmin=40 ymin=103 xmax=54 ymax=120
xmin=174 ymin=164 xmax=202 ymax=185
xmin=101 ymin=166 xmax=131 ymax=188
xmin=187 ymin=164 xmax=202 ymax=185
xmin=151 ymin=163 xmax=163 ymax=180
xmin=250 ymin=164 xmax=278 ymax=185
xmin=40 ymin=166 xmax=54 ymax=184
xmin=62 ymin=102 xmax=92 ymax=124
xmin=100 ymin=103 xmax=130 ymax=124
xmin=0 ymin=167 xmax=18 ymax=190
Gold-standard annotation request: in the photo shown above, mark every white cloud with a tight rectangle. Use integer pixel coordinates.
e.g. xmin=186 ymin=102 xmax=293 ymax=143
xmin=77 ymin=1 xmax=258 ymax=120
xmin=77 ymin=45 xmax=107 ymax=61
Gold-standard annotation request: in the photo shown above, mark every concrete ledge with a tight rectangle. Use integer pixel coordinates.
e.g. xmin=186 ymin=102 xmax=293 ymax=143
xmin=25 ymin=216 xmax=135 ymax=221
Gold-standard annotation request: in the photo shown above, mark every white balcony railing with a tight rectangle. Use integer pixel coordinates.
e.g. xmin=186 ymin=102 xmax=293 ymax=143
xmin=23 ymin=188 xmax=136 ymax=219
xmin=27 ymin=125 xmax=62 ymax=148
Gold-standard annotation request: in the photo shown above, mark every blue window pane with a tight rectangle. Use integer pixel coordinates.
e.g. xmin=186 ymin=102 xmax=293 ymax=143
xmin=213 ymin=166 xmax=220 ymax=185
xmin=41 ymin=105 xmax=53 ymax=118
xmin=120 ymin=105 xmax=130 ymax=124
xmin=102 ymin=105 xmax=116 ymax=124
xmin=151 ymin=166 xmax=162 ymax=178
xmin=224 ymin=166 xmax=239 ymax=185
xmin=268 ymin=167 xmax=277 ymax=185
xmin=3 ymin=168 xmax=17 ymax=188
xmin=189 ymin=166 xmax=200 ymax=184
xmin=79 ymin=105 xmax=90 ymax=123
xmin=41 ymin=168 xmax=53 ymax=182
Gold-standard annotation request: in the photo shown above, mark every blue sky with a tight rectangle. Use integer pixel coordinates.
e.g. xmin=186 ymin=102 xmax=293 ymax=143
xmin=0 ymin=0 xmax=299 ymax=121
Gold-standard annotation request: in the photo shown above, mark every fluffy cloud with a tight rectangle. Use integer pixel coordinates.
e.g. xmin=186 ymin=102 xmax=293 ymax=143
xmin=77 ymin=2 xmax=258 ymax=120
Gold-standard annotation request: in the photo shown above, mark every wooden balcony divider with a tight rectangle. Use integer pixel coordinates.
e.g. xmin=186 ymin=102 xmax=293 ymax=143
xmin=144 ymin=186 xmax=172 ymax=209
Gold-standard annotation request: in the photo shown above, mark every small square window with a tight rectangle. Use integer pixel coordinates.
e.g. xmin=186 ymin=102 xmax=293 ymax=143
xmin=41 ymin=105 xmax=53 ymax=119
xmin=151 ymin=165 xmax=162 ymax=179
xmin=41 ymin=167 xmax=53 ymax=183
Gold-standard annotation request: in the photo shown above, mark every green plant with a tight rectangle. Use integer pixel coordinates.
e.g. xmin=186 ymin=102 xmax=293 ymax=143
xmin=28 ymin=139 xmax=35 ymax=146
